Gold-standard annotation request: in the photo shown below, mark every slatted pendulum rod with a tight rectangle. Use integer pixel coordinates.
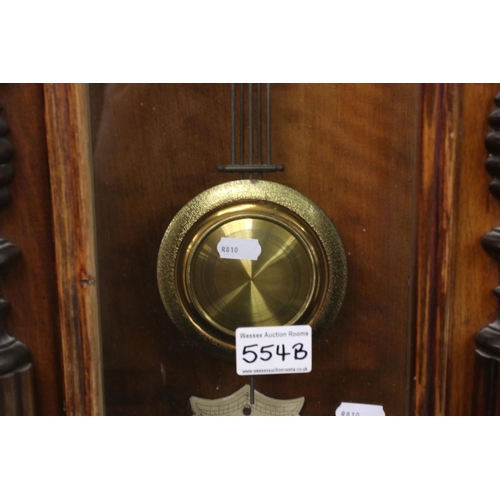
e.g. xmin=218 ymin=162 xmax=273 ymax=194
xmin=267 ymin=83 xmax=271 ymax=166
xmin=218 ymin=83 xmax=284 ymax=176
xmin=231 ymin=83 xmax=235 ymax=166
xmin=249 ymin=83 xmax=253 ymax=179
xmin=240 ymin=83 xmax=244 ymax=166
xmin=257 ymin=84 xmax=263 ymax=178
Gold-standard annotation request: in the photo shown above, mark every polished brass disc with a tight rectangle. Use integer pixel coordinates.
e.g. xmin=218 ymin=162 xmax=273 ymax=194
xmin=157 ymin=180 xmax=347 ymax=360
xmin=185 ymin=208 xmax=320 ymax=336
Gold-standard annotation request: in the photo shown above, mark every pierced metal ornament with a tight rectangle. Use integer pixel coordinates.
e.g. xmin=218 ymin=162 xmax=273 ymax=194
xmin=190 ymin=384 xmax=305 ymax=416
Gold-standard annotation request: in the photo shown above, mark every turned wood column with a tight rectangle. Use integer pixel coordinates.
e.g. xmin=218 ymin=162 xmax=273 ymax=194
xmin=473 ymin=92 xmax=500 ymax=415
xmin=0 ymin=103 xmax=34 ymax=415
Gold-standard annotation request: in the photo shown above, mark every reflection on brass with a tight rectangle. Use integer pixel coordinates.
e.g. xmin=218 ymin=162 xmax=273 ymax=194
xmin=157 ymin=180 xmax=347 ymax=360
xmin=187 ymin=209 xmax=320 ymax=336
xmin=190 ymin=384 xmax=304 ymax=416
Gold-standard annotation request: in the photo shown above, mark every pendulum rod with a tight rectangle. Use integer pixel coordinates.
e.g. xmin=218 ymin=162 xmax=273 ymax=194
xmin=257 ymin=84 xmax=262 ymax=166
xmin=267 ymin=83 xmax=271 ymax=166
xmin=240 ymin=83 xmax=244 ymax=166
xmin=219 ymin=83 xmax=284 ymax=176
xmin=231 ymin=83 xmax=235 ymax=166
xmin=249 ymin=83 xmax=253 ymax=166
xmin=222 ymin=84 xmax=283 ymax=408
xmin=250 ymin=376 xmax=255 ymax=405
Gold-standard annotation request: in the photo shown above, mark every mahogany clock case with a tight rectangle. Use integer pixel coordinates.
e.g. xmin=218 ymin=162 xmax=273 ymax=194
xmin=1 ymin=83 xmax=497 ymax=416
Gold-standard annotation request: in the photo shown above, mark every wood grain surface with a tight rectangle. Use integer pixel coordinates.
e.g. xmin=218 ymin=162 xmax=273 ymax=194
xmin=445 ymin=84 xmax=500 ymax=415
xmin=472 ymin=355 xmax=500 ymax=415
xmin=0 ymin=84 xmax=63 ymax=415
xmin=44 ymin=84 xmax=104 ymax=416
xmin=90 ymin=84 xmax=418 ymax=415
xmin=413 ymin=84 xmax=461 ymax=415
xmin=0 ymin=369 xmax=35 ymax=416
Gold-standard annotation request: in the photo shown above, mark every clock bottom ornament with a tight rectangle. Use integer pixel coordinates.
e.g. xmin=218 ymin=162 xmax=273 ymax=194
xmin=190 ymin=384 xmax=304 ymax=416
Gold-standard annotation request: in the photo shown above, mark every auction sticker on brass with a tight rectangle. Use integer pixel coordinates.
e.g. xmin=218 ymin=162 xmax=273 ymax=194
xmin=235 ymin=325 xmax=312 ymax=376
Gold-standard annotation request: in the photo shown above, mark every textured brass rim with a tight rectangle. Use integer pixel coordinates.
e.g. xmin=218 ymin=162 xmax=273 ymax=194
xmin=157 ymin=180 xmax=347 ymax=360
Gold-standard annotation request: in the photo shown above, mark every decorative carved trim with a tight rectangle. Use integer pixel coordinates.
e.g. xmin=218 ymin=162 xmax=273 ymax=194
xmin=0 ymin=106 xmax=14 ymax=208
xmin=0 ymin=105 xmax=29 ymax=379
xmin=485 ymin=93 xmax=500 ymax=200
xmin=0 ymin=102 xmax=34 ymax=415
xmin=474 ymin=288 xmax=500 ymax=359
xmin=476 ymin=92 xmax=500 ymax=361
xmin=0 ymin=290 xmax=29 ymax=379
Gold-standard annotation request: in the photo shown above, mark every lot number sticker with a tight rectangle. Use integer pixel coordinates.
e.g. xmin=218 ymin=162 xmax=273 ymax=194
xmin=336 ymin=402 xmax=385 ymax=416
xmin=235 ymin=325 xmax=312 ymax=376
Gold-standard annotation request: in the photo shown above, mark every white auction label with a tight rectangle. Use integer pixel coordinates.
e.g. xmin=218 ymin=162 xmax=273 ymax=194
xmin=217 ymin=237 xmax=261 ymax=261
xmin=335 ymin=402 xmax=385 ymax=416
xmin=235 ymin=325 xmax=312 ymax=376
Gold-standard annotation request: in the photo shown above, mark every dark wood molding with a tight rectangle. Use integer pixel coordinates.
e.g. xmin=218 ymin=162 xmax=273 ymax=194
xmin=472 ymin=91 xmax=500 ymax=415
xmin=476 ymin=92 xmax=500 ymax=361
xmin=413 ymin=84 xmax=461 ymax=415
xmin=0 ymin=106 xmax=14 ymax=207
xmin=44 ymin=84 xmax=104 ymax=416
xmin=475 ymin=290 xmax=500 ymax=359
xmin=0 ymin=102 xmax=35 ymax=415
xmin=485 ymin=93 xmax=500 ymax=200
xmin=474 ymin=97 xmax=500 ymax=348
xmin=0 ymin=107 xmax=26 ymax=377
xmin=0 ymin=297 xmax=29 ymax=376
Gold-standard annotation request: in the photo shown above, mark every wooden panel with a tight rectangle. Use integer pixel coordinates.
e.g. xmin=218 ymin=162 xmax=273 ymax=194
xmin=44 ymin=84 xmax=104 ymax=416
xmin=0 ymin=84 xmax=63 ymax=415
xmin=272 ymin=84 xmax=417 ymax=414
xmin=447 ymin=84 xmax=500 ymax=415
xmin=90 ymin=84 xmax=418 ymax=415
